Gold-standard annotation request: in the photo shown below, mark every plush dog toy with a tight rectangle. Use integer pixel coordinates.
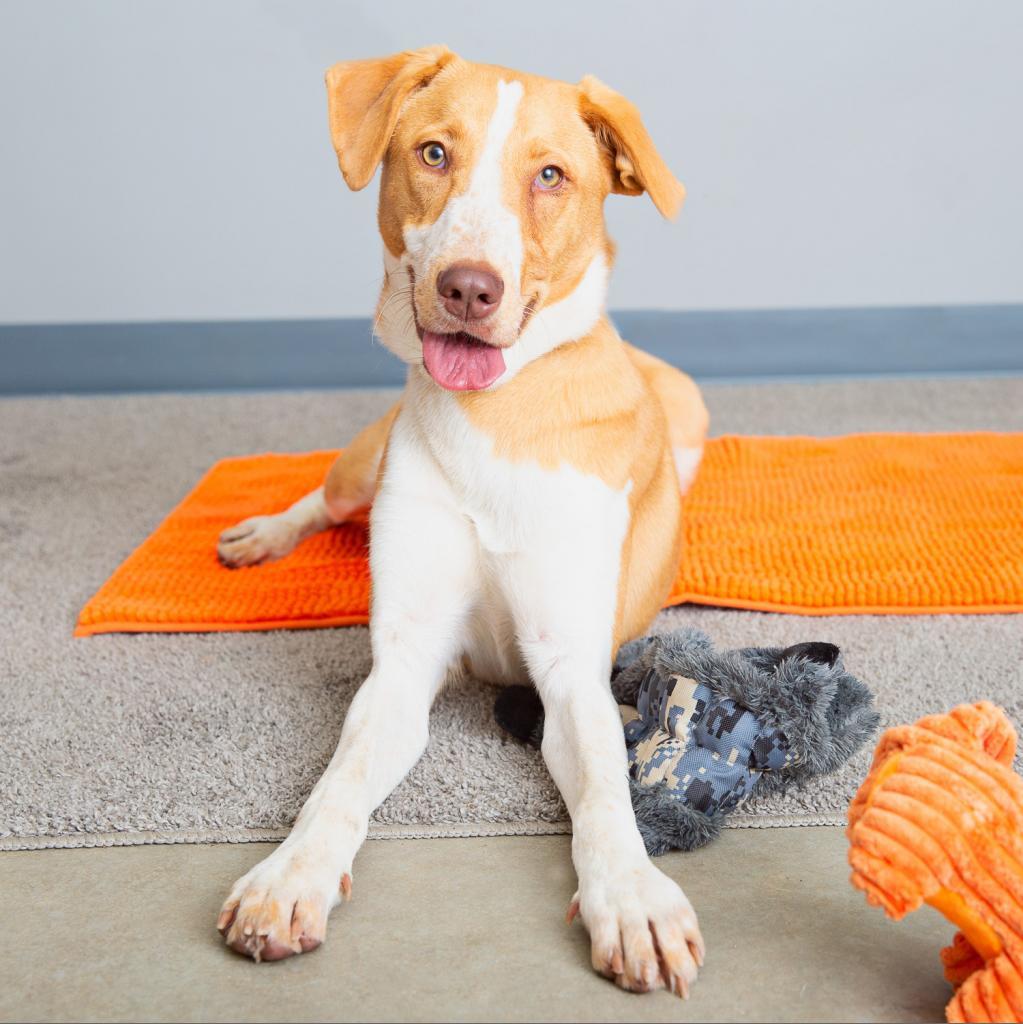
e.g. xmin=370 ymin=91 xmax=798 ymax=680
xmin=495 ymin=627 xmax=880 ymax=855
xmin=847 ymin=702 xmax=1023 ymax=1024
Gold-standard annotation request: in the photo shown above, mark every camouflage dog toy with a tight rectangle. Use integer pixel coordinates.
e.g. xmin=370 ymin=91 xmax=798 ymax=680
xmin=494 ymin=627 xmax=880 ymax=855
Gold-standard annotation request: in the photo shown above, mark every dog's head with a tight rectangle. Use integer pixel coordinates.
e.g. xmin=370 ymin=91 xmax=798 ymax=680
xmin=326 ymin=46 xmax=684 ymax=391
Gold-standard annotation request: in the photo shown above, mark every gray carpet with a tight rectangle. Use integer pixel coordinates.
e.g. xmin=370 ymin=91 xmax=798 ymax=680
xmin=2 ymin=377 xmax=1021 ymax=851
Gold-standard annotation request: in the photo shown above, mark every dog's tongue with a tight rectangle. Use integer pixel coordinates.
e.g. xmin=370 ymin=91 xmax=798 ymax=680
xmin=422 ymin=331 xmax=505 ymax=391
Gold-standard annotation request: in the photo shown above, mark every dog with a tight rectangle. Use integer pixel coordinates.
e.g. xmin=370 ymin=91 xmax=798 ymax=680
xmin=215 ymin=46 xmax=709 ymax=997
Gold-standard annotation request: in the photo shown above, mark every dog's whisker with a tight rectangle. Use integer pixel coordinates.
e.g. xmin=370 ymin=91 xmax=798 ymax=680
xmin=372 ymin=285 xmax=416 ymax=340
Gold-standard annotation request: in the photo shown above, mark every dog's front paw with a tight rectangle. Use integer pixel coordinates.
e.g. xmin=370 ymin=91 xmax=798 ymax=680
xmin=570 ymin=861 xmax=704 ymax=997
xmin=217 ymin=848 xmax=351 ymax=962
xmin=217 ymin=515 xmax=300 ymax=568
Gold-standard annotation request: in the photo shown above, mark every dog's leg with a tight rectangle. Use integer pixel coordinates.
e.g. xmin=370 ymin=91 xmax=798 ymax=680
xmin=217 ymin=402 xmax=399 ymax=567
xmin=217 ymin=485 xmax=335 ymax=567
xmin=217 ymin=416 xmax=477 ymax=960
xmin=506 ymin=554 xmax=704 ymax=997
xmin=539 ymin=664 xmax=703 ymax=996
xmin=540 ymin=659 xmax=704 ymax=995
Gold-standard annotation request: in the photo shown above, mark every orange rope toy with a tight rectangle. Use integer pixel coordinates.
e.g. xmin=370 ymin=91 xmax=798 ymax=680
xmin=847 ymin=703 xmax=1023 ymax=1023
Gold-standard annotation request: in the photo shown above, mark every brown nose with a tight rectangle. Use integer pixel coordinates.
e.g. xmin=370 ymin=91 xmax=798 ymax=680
xmin=437 ymin=263 xmax=504 ymax=321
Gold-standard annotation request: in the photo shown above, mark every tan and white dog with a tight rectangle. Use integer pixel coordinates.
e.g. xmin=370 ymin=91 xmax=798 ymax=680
xmin=215 ymin=46 xmax=709 ymax=996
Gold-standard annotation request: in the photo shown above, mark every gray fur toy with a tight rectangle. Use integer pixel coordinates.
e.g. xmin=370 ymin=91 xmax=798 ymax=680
xmin=493 ymin=627 xmax=880 ymax=856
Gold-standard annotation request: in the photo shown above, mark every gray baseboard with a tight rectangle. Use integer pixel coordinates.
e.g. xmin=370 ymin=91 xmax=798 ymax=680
xmin=2 ymin=305 xmax=1021 ymax=395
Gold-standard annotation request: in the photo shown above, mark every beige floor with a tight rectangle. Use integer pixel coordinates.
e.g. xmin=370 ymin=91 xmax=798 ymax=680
xmin=0 ymin=826 xmax=955 ymax=1023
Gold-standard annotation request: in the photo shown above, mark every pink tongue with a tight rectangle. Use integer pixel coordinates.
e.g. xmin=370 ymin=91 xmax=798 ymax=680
xmin=422 ymin=331 xmax=506 ymax=391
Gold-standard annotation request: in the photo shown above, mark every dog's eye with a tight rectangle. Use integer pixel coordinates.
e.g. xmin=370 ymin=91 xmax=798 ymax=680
xmin=534 ymin=165 xmax=564 ymax=190
xmin=420 ymin=142 xmax=447 ymax=169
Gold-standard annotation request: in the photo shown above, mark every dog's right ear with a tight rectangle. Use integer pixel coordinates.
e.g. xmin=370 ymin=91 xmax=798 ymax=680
xmin=578 ymin=74 xmax=686 ymax=220
xmin=325 ymin=45 xmax=455 ymax=192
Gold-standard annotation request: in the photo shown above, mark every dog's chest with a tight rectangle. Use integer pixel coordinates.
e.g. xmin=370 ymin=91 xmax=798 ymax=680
xmin=406 ymin=373 xmax=632 ymax=558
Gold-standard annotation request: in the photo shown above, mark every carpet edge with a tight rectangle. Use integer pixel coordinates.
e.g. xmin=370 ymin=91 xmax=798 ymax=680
xmin=0 ymin=813 xmax=846 ymax=852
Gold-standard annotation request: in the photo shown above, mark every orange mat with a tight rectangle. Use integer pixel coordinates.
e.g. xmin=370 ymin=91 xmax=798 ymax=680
xmin=75 ymin=432 xmax=1023 ymax=636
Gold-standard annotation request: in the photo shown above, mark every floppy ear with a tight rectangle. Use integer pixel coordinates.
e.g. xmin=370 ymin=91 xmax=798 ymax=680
xmin=578 ymin=74 xmax=686 ymax=220
xmin=325 ymin=45 xmax=456 ymax=191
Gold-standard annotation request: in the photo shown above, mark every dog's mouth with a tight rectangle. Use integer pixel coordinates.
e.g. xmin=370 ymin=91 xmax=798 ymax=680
xmin=419 ymin=330 xmax=506 ymax=392
xmin=409 ymin=275 xmax=506 ymax=391
xmin=407 ymin=268 xmax=536 ymax=392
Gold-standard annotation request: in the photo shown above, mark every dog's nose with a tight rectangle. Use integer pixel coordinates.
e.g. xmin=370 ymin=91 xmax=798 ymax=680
xmin=437 ymin=263 xmax=504 ymax=321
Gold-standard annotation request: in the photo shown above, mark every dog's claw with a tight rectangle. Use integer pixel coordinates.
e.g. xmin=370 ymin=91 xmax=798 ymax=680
xmin=566 ymin=897 xmax=580 ymax=925
xmin=217 ymin=903 xmax=238 ymax=935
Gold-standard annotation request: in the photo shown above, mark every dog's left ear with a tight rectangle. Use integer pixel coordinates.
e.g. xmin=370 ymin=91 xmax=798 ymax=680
xmin=325 ymin=45 xmax=456 ymax=191
xmin=578 ymin=75 xmax=686 ymax=220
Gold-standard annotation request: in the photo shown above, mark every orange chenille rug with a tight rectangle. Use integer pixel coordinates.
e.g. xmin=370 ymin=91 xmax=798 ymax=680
xmin=74 ymin=432 xmax=1023 ymax=636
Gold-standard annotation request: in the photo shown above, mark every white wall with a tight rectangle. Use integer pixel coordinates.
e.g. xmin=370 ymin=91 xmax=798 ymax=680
xmin=1 ymin=0 xmax=1021 ymax=324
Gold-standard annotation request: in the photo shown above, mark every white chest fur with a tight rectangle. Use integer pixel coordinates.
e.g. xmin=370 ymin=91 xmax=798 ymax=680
xmin=384 ymin=370 xmax=633 ymax=689
xmin=402 ymin=369 xmax=632 ymax=562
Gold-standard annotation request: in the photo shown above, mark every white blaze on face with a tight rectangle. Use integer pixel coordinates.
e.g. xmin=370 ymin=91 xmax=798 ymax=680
xmin=403 ymin=80 xmax=525 ymax=315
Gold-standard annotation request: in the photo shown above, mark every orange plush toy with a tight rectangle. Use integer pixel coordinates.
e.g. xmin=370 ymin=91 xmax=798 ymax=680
xmin=847 ymin=702 xmax=1023 ymax=1023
